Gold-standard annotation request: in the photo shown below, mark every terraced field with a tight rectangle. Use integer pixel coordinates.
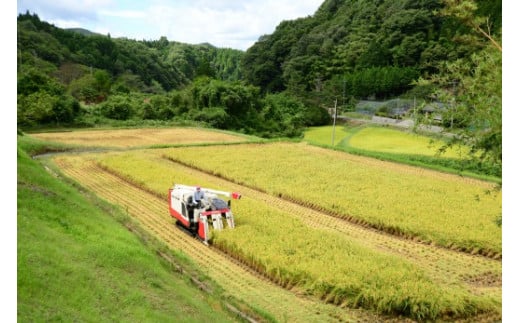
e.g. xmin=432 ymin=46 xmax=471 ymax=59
xmin=53 ymin=154 xmax=382 ymax=323
xmin=30 ymin=127 xmax=249 ymax=148
xmin=34 ymin=128 xmax=502 ymax=322
xmin=49 ymin=150 xmax=500 ymax=322
xmin=304 ymin=125 xmax=469 ymax=159
xmin=163 ymin=143 xmax=501 ymax=257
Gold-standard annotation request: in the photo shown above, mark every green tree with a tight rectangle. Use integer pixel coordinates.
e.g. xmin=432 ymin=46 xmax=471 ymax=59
xmin=192 ymin=107 xmax=229 ymax=128
xmin=52 ymin=95 xmax=81 ymax=124
xmin=260 ymin=93 xmax=330 ymax=137
xmin=99 ymin=95 xmax=135 ymax=120
xmin=68 ymin=74 xmax=99 ymax=103
xmin=190 ymin=77 xmax=262 ymax=131
xmin=17 ymin=91 xmax=57 ymax=127
xmin=93 ymin=70 xmax=112 ymax=98
xmin=17 ymin=92 xmax=80 ymax=127
xmin=441 ymin=0 xmax=502 ymax=51
xmin=17 ymin=64 xmax=81 ymax=128
xmin=17 ymin=67 xmax=64 ymax=96
xmin=416 ymin=0 xmax=502 ymax=171
xmin=195 ymin=56 xmax=216 ymax=78
xmin=140 ymin=94 xmax=175 ymax=120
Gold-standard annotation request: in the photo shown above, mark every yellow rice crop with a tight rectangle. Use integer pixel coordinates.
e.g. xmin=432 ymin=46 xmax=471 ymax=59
xmin=30 ymin=127 xmax=247 ymax=148
xmin=163 ymin=142 xmax=502 ymax=256
xmin=305 ymin=125 xmax=471 ymax=158
xmin=94 ymin=150 xmax=500 ymax=320
xmin=304 ymin=125 xmax=349 ymax=146
xmin=348 ymin=127 xmax=471 ymax=158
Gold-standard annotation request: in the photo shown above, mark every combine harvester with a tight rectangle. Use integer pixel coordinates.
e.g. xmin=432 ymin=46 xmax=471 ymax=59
xmin=168 ymin=184 xmax=241 ymax=244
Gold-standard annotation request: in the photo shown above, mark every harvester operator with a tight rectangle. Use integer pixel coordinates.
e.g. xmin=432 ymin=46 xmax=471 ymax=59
xmin=193 ymin=186 xmax=205 ymax=205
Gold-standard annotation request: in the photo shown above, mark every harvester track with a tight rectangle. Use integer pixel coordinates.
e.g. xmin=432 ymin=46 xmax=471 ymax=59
xmin=53 ymin=155 xmax=382 ymax=323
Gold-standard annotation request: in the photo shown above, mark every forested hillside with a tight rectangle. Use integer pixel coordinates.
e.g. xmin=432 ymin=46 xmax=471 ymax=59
xmin=242 ymin=0 xmax=501 ymax=105
xmin=17 ymin=0 xmax=501 ymax=155
xmin=17 ymin=11 xmax=329 ymax=137
xmin=17 ymin=12 xmax=243 ymax=91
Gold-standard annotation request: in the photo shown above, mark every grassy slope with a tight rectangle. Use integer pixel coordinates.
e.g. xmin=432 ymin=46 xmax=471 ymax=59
xmin=17 ymin=136 xmax=241 ymax=322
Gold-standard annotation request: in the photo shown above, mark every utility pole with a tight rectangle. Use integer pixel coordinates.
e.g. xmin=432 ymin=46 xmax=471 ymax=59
xmin=342 ymin=77 xmax=346 ymax=111
xmin=448 ymin=80 xmax=457 ymax=129
xmin=331 ymin=98 xmax=337 ymax=146
xmin=17 ymin=27 xmax=22 ymax=74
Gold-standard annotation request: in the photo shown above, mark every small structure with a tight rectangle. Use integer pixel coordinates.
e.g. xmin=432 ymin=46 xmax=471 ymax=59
xmin=421 ymin=102 xmax=445 ymax=123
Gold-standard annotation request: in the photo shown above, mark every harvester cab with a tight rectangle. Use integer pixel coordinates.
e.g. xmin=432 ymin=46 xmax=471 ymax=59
xmin=168 ymin=184 xmax=241 ymax=244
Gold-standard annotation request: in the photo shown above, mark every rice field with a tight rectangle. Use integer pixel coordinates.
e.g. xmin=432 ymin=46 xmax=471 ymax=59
xmin=35 ymin=127 xmax=502 ymax=321
xmin=30 ymin=127 xmax=249 ymax=148
xmin=53 ymin=154 xmax=370 ymax=322
xmin=348 ymin=127 xmax=470 ymax=158
xmin=304 ymin=125 xmax=470 ymax=159
xmin=162 ymin=142 xmax=502 ymax=257
xmin=90 ymin=150 xmax=501 ymax=321
xmin=303 ymin=125 xmax=349 ymax=146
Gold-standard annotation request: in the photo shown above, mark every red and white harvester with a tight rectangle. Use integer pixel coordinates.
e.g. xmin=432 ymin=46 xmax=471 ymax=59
xmin=168 ymin=184 xmax=241 ymax=244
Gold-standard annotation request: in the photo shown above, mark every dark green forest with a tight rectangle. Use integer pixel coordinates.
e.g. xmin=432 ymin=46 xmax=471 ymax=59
xmin=17 ymin=0 xmax=502 ymax=156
